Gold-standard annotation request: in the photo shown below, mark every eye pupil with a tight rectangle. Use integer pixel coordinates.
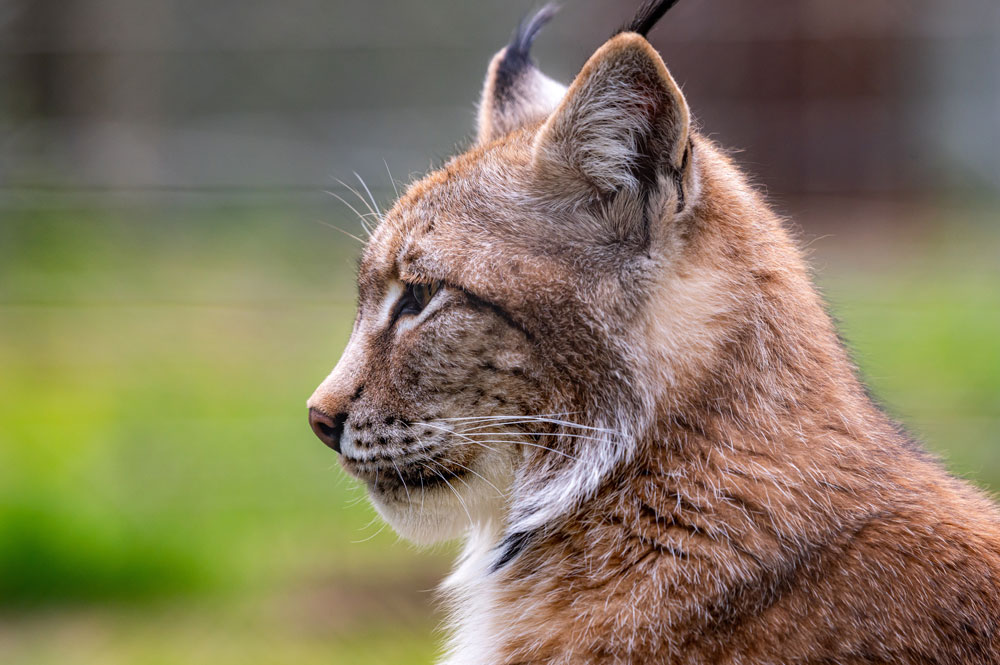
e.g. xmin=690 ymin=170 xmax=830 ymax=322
xmin=401 ymin=280 xmax=440 ymax=316
xmin=414 ymin=284 xmax=431 ymax=307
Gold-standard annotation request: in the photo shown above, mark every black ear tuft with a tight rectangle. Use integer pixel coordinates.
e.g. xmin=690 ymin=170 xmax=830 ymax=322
xmin=494 ymin=4 xmax=560 ymax=98
xmin=477 ymin=4 xmax=565 ymax=144
xmin=615 ymin=0 xmax=682 ymax=38
xmin=510 ymin=4 xmax=559 ymax=58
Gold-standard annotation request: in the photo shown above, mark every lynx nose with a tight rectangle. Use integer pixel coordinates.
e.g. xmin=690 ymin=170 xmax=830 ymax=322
xmin=309 ymin=408 xmax=347 ymax=454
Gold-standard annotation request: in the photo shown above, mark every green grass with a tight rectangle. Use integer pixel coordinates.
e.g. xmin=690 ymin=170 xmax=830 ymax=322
xmin=817 ymin=216 xmax=1000 ymax=487
xmin=0 ymin=203 xmax=997 ymax=663
xmin=0 ymin=206 xmax=444 ymax=663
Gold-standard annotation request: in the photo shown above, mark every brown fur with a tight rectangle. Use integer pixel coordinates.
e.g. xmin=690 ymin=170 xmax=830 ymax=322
xmin=309 ymin=19 xmax=1000 ymax=665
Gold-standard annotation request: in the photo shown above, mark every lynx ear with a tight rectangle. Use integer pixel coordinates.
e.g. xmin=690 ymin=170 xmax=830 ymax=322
xmin=477 ymin=5 xmax=566 ymax=145
xmin=532 ymin=33 xmax=691 ymax=199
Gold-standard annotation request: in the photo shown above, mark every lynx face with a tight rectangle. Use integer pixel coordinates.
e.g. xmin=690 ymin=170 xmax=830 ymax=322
xmin=307 ymin=202 xmax=549 ymax=542
xmin=310 ymin=19 xmax=705 ymax=545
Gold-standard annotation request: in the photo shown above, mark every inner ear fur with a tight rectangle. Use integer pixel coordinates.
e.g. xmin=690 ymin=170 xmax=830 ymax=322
xmin=532 ymin=33 xmax=691 ymax=199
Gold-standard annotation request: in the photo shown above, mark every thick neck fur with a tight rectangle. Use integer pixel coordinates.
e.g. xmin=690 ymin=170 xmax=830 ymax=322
xmin=440 ymin=137 xmax=1000 ymax=665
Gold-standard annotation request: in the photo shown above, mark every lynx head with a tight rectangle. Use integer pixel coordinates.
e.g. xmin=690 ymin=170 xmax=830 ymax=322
xmin=308 ymin=2 xmax=789 ymax=555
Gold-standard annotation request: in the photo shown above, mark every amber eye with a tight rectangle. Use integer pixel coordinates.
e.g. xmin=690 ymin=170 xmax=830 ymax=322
xmin=397 ymin=280 xmax=442 ymax=317
xmin=412 ymin=281 xmax=440 ymax=308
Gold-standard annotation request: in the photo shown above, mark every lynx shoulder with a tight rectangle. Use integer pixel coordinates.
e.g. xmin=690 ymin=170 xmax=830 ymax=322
xmin=308 ymin=2 xmax=1000 ymax=663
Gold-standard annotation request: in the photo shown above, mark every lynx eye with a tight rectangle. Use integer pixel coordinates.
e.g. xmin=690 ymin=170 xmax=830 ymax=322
xmin=397 ymin=280 xmax=442 ymax=318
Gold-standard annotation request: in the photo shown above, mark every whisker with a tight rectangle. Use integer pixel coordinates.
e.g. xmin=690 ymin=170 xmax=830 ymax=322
xmin=393 ymin=423 xmax=494 ymax=508
xmin=458 ymin=430 xmax=612 ymax=442
xmin=391 ymin=459 xmax=411 ymax=503
xmin=450 ymin=415 xmax=620 ymax=435
xmin=332 ymin=178 xmax=380 ymax=233
xmin=313 ymin=218 xmax=365 ymax=244
xmin=434 ymin=411 xmax=579 ymax=423
xmin=458 ymin=421 xmax=614 ymax=436
xmin=419 ymin=420 xmax=585 ymax=462
xmin=452 ymin=439 xmax=582 ymax=462
xmin=346 ymin=495 xmax=368 ymax=508
xmin=412 ymin=419 xmax=584 ymax=463
xmin=424 ymin=461 xmax=474 ymax=528
xmin=325 ymin=188 xmax=374 ymax=237
xmin=354 ymin=171 xmax=383 ymax=222
xmin=441 ymin=458 xmax=506 ymax=498
xmin=418 ymin=421 xmax=502 ymax=455
xmin=351 ymin=518 xmax=389 ymax=544
xmin=335 ymin=177 xmax=381 ymax=226
xmin=383 ymin=159 xmax=400 ymax=200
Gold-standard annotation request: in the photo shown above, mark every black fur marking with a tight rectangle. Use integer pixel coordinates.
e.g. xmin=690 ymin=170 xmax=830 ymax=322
xmin=383 ymin=461 xmax=466 ymax=491
xmin=416 ymin=464 xmax=466 ymax=489
xmin=671 ymin=140 xmax=692 ymax=213
xmin=510 ymin=4 xmax=558 ymax=58
xmin=465 ymin=292 xmax=535 ymax=343
xmin=491 ymin=530 xmax=537 ymax=572
xmin=615 ymin=0 xmax=683 ymax=38
xmin=493 ymin=4 xmax=559 ymax=103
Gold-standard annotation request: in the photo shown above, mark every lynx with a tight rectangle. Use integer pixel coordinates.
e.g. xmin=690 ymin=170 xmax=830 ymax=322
xmin=308 ymin=2 xmax=1000 ymax=663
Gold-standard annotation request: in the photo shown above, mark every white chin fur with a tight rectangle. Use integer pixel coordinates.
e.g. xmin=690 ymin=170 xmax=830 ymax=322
xmin=368 ymin=456 xmax=514 ymax=545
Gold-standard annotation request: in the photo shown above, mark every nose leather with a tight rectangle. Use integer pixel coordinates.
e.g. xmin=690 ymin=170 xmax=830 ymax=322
xmin=309 ymin=408 xmax=347 ymax=454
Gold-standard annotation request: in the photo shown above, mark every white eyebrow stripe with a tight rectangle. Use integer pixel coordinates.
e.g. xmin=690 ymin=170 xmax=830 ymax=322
xmin=375 ymin=281 xmax=405 ymax=329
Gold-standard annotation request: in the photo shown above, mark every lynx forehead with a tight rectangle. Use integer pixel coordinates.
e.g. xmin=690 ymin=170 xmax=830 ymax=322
xmin=308 ymin=2 xmax=1000 ymax=663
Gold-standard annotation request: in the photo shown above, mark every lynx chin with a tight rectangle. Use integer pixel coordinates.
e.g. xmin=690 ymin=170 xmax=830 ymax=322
xmin=307 ymin=1 xmax=1000 ymax=663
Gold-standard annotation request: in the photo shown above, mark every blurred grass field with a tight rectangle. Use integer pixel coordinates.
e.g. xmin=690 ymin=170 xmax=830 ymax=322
xmin=0 ymin=201 xmax=998 ymax=664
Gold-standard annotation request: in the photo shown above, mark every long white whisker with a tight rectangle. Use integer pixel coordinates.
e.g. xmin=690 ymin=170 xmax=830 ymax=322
xmin=335 ymin=177 xmax=381 ymax=225
xmin=412 ymin=419 xmax=584 ymax=462
xmin=458 ymin=419 xmax=614 ymax=435
xmin=452 ymin=439 xmax=582 ymax=462
xmin=354 ymin=171 xmax=383 ymax=222
xmin=424 ymin=461 xmax=474 ymax=528
xmin=452 ymin=416 xmax=619 ymax=435
xmin=434 ymin=412 xmax=579 ymax=423
xmin=391 ymin=459 xmax=411 ymax=503
xmin=399 ymin=421 xmax=503 ymax=502
xmin=351 ymin=518 xmax=389 ymax=544
xmin=459 ymin=430 xmax=610 ymax=442
xmin=419 ymin=421 xmax=502 ymax=455
xmin=325 ymin=189 xmax=374 ymax=237
xmin=313 ymin=218 xmax=365 ymax=244
xmin=442 ymin=458 xmax=506 ymax=498
xmin=383 ymin=159 xmax=400 ymax=200
xmin=418 ymin=420 xmax=584 ymax=462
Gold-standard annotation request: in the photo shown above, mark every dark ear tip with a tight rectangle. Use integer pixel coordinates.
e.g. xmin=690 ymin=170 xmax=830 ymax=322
xmin=615 ymin=0 xmax=683 ymax=38
xmin=509 ymin=3 xmax=560 ymax=60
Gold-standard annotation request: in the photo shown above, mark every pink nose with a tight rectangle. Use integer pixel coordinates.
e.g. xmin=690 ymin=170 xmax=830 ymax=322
xmin=309 ymin=408 xmax=346 ymax=454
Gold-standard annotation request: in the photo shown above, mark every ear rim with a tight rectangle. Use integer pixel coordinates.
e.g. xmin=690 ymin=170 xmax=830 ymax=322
xmin=531 ymin=32 xmax=692 ymax=197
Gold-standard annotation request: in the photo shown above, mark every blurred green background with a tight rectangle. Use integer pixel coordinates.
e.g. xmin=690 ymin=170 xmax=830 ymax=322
xmin=1 ymin=1 xmax=998 ymax=664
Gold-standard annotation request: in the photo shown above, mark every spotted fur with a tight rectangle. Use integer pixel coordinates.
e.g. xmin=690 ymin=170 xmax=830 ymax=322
xmin=308 ymin=4 xmax=1000 ymax=663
